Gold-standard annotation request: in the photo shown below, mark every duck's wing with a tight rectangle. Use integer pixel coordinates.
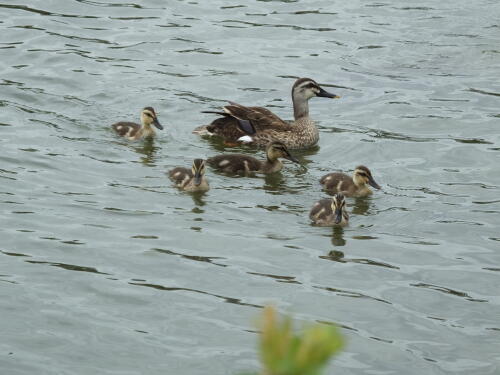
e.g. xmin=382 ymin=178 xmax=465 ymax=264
xmin=224 ymin=102 xmax=290 ymax=133
xmin=112 ymin=122 xmax=141 ymax=138
xmin=195 ymin=103 xmax=290 ymax=142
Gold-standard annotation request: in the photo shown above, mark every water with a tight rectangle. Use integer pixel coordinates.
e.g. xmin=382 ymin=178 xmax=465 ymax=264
xmin=1 ymin=1 xmax=499 ymax=374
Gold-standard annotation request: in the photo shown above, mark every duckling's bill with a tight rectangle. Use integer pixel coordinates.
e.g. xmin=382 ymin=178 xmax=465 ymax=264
xmin=368 ymin=176 xmax=381 ymax=189
xmin=284 ymin=150 xmax=300 ymax=163
xmin=334 ymin=207 xmax=343 ymax=224
xmin=152 ymin=117 xmax=163 ymax=130
xmin=193 ymin=171 xmax=203 ymax=186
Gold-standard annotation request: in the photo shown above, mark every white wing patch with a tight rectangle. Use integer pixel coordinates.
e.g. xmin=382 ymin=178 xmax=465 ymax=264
xmin=238 ymin=135 xmax=253 ymax=143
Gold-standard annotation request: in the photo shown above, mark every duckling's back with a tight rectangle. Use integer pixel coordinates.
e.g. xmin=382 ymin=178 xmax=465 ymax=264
xmin=112 ymin=121 xmax=140 ymax=138
xmin=320 ymin=172 xmax=353 ymax=193
xmin=169 ymin=167 xmax=193 ymax=185
xmin=207 ymin=154 xmax=261 ymax=174
xmin=309 ymin=199 xmax=335 ymax=226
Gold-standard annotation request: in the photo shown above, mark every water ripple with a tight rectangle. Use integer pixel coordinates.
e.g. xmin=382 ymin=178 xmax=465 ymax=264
xmin=130 ymin=282 xmax=263 ymax=309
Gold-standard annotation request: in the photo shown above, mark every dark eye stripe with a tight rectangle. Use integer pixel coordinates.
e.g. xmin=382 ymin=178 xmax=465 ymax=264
xmin=303 ymin=83 xmax=318 ymax=90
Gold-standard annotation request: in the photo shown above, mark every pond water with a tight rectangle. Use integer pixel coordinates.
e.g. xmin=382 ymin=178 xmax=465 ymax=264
xmin=1 ymin=1 xmax=499 ymax=374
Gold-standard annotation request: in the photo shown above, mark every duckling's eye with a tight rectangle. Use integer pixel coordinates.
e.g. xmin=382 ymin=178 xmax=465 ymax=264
xmin=144 ymin=112 xmax=154 ymax=118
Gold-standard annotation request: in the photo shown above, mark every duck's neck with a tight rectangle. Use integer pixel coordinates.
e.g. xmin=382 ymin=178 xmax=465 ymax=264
xmin=141 ymin=123 xmax=155 ymax=137
xmin=292 ymin=94 xmax=310 ymax=120
xmin=263 ymin=157 xmax=282 ymax=173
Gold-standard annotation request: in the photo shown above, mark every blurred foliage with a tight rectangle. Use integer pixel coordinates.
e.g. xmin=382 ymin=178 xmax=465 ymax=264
xmin=251 ymin=305 xmax=344 ymax=375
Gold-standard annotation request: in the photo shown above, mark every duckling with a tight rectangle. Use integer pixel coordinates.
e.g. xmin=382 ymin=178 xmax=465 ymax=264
xmin=320 ymin=165 xmax=381 ymax=197
xmin=112 ymin=107 xmax=163 ymax=140
xmin=207 ymin=141 xmax=299 ymax=175
xmin=193 ymin=77 xmax=340 ymax=150
xmin=310 ymin=193 xmax=349 ymax=226
xmin=169 ymin=159 xmax=209 ymax=192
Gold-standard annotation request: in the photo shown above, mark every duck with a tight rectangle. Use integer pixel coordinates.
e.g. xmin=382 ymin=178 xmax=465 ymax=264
xmin=310 ymin=193 xmax=349 ymax=226
xmin=193 ymin=77 xmax=340 ymax=149
xmin=112 ymin=107 xmax=163 ymax=140
xmin=169 ymin=159 xmax=209 ymax=192
xmin=207 ymin=141 xmax=299 ymax=175
xmin=320 ymin=165 xmax=381 ymax=197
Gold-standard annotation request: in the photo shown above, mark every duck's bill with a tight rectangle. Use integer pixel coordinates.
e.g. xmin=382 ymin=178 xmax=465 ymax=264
xmin=153 ymin=118 xmax=163 ymax=130
xmin=334 ymin=208 xmax=343 ymax=224
xmin=368 ymin=177 xmax=381 ymax=189
xmin=317 ymin=87 xmax=340 ymax=99
xmin=285 ymin=153 xmax=300 ymax=164
xmin=193 ymin=173 xmax=203 ymax=186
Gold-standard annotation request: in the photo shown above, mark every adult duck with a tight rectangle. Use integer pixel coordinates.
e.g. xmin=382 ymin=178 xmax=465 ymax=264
xmin=193 ymin=78 xmax=340 ymax=149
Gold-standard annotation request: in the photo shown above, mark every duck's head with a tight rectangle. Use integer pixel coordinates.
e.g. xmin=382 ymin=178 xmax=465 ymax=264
xmin=352 ymin=165 xmax=381 ymax=189
xmin=292 ymin=78 xmax=340 ymax=101
xmin=141 ymin=107 xmax=163 ymax=130
xmin=331 ymin=193 xmax=346 ymax=224
xmin=266 ymin=141 xmax=300 ymax=163
xmin=191 ymin=159 xmax=206 ymax=186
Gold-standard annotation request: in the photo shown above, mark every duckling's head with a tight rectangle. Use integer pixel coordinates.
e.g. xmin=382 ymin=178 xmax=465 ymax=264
xmin=266 ymin=141 xmax=300 ymax=163
xmin=353 ymin=165 xmax=381 ymax=189
xmin=141 ymin=107 xmax=163 ymax=130
xmin=292 ymin=78 xmax=340 ymax=101
xmin=191 ymin=159 xmax=206 ymax=186
xmin=331 ymin=193 xmax=346 ymax=224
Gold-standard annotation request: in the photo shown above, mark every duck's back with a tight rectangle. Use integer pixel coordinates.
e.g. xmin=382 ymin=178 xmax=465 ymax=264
xmin=204 ymin=116 xmax=245 ymax=142
xmin=169 ymin=167 xmax=193 ymax=186
xmin=112 ymin=121 xmax=140 ymax=138
xmin=195 ymin=104 xmax=292 ymax=143
xmin=207 ymin=154 xmax=261 ymax=174
xmin=309 ymin=198 xmax=334 ymax=225
xmin=320 ymin=172 xmax=353 ymax=193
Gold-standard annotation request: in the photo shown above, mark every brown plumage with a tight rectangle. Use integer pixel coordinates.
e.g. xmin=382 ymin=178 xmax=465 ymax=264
xmin=169 ymin=159 xmax=209 ymax=192
xmin=320 ymin=165 xmax=381 ymax=197
xmin=310 ymin=194 xmax=349 ymax=226
xmin=207 ymin=141 xmax=299 ymax=175
xmin=112 ymin=107 xmax=163 ymax=140
xmin=193 ymin=78 xmax=340 ymax=150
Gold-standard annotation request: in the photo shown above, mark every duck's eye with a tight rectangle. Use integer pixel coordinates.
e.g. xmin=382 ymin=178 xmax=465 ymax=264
xmin=144 ymin=112 xmax=154 ymax=118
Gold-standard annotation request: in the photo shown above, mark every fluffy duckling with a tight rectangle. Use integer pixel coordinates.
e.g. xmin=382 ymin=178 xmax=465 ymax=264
xmin=207 ymin=141 xmax=299 ymax=175
xmin=310 ymin=193 xmax=349 ymax=226
xmin=112 ymin=107 xmax=163 ymax=140
xmin=320 ymin=165 xmax=381 ymax=197
xmin=169 ymin=159 xmax=209 ymax=192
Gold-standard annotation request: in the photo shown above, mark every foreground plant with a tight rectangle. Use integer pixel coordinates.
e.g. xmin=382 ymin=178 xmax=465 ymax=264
xmin=256 ymin=305 xmax=344 ymax=375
